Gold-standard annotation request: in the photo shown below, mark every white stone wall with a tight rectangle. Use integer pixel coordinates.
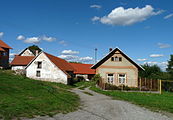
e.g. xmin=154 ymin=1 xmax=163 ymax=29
xmin=26 ymin=52 xmax=68 ymax=84
xmin=21 ymin=49 xmax=35 ymax=56
xmin=12 ymin=66 xmax=26 ymax=70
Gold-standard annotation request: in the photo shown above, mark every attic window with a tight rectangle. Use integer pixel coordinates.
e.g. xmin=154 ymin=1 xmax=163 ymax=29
xmin=37 ymin=62 xmax=42 ymax=69
xmin=111 ymin=56 xmax=122 ymax=62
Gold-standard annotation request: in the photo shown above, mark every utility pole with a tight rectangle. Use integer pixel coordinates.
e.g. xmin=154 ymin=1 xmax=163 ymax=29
xmin=95 ymin=48 xmax=97 ymax=63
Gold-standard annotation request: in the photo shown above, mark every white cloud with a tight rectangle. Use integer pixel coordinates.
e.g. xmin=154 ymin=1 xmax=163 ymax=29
xmin=90 ymin=4 xmax=102 ymax=9
xmin=164 ymin=13 xmax=173 ymax=19
xmin=59 ymin=50 xmax=93 ymax=63
xmin=16 ymin=35 xmax=56 ymax=44
xmin=150 ymin=54 xmax=164 ymax=58
xmin=0 ymin=32 xmax=4 ymax=38
xmin=59 ymin=40 xmax=67 ymax=46
xmin=157 ymin=43 xmax=171 ymax=48
xmin=79 ymin=56 xmax=93 ymax=62
xmin=137 ymin=58 xmax=147 ymax=61
xmin=58 ymin=55 xmax=78 ymax=60
xmin=96 ymin=5 xmax=163 ymax=26
xmin=42 ymin=35 xmax=56 ymax=42
xmin=144 ymin=61 xmax=158 ymax=65
xmin=61 ymin=50 xmax=79 ymax=55
xmin=91 ymin=16 xmax=100 ymax=22
xmin=24 ymin=37 xmax=40 ymax=44
xmin=17 ymin=35 xmax=25 ymax=40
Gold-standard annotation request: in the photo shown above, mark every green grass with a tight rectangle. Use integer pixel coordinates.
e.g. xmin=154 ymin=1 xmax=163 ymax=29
xmin=0 ymin=70 xmax=79 ymax=120
xmin=74 ymin=81 xmax=96 ymax=89
xmin=90 ymin=86 xmax=173 ymax=113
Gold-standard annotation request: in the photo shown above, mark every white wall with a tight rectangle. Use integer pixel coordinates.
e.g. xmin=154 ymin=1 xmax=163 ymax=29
xmin=12 ymin=66 xmax=26 ymax=70
xmin=21 ymin=49 xmax=35 ymax=56
xmin=26 ymin=53 xmax=68 ymax=84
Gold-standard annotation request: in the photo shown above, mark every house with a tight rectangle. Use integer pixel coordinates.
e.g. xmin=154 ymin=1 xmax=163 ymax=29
xmin=69 ymin=63 xmax=95 ymax=81
xmin=25 ymin=51 xmax=74 ymax=84
xmin=0 ymin=40 xmax=12 ymax=69
xmin=91 ymin=48 xmax=144 ymax=87
xmin=11 ymin=47 xmax=40 ymax=70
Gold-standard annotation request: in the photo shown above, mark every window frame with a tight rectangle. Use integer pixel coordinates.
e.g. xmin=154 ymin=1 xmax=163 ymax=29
xmin=37 ymin=61 xmax=42 ymax=69
xmin=107 ymin=73 xmax=114 ymax=84
xmin=36 ymin=70 xmax=41 ymax=77
xmin=118 ymin=73 xmax=126 ymax=85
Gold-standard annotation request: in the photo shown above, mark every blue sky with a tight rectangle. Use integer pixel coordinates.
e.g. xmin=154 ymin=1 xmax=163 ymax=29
xmin=0 ymin=0 xmax=173 ymax=70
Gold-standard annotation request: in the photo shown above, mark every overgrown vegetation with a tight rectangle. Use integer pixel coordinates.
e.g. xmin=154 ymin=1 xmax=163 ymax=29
xmin=139 ymin=55 xmax=173 ymax=80
xmin=0 ymin=70 xmax=79 ymax=120
xmin=90 ymin=86 xmax=173 ymax=113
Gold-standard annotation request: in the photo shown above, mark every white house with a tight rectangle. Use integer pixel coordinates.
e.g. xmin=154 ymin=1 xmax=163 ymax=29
xmin=25 ymin=51 xmax=74 ymax=84
xmin=11 ymin=48 xmax=40 ymax=70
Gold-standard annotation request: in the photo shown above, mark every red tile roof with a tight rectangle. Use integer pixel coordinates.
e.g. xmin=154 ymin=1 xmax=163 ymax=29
xmin=11 ymin=56 xmax=35 ymax=66
xmin=0 ymin=40 xmax=12 ymax=49
xmin=44 ymin=52 xmax=74 ymax=78
xmin=44 ymin=52 xmax=74 ymax=71
xmin=0 ymin=47 xmax=5 ymax=51
xmin=69 ymin=63 xmax=96 ymax=74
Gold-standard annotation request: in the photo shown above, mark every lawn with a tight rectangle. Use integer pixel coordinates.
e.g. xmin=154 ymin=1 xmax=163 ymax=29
xmin=0 ymin=70 xmax=79 ymax=120
xmin=90 ymin=86 xmax=173 ymax=113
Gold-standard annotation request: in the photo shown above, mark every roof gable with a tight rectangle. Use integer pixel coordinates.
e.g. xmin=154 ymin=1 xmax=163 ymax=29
xmin=19 ymin=48 xmax=35 ymax=56
xmin=25 ymin=51 xmax=74 ymax=78
xmin=91 ymin=48 xmax=144 ymax=70
xmin=0 ymin=40 xmax=12 ymax=49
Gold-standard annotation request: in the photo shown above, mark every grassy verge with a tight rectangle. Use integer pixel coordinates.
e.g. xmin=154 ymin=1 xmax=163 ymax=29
xmin=90 ymin=86 xmax=173 ymax=113
xmin=74 ymin=81 xmax=96 ymax=89
xmin=0 ymin=70 xmax=79 ymax=120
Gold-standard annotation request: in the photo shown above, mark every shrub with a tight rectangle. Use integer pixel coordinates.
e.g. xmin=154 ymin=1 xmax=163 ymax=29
xmin=92 ymin=74 xmax=102 ymax=83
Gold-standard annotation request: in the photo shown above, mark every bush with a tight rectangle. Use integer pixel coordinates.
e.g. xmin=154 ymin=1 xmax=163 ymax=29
xmin=92 ymin=74 xmax=102 ymax=83
xmin=105 ymin=83 xmax=120 ymax=90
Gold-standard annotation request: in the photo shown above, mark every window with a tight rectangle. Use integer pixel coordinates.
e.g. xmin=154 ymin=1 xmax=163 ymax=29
xmin=111 ymin=57 xmax=114 ymax=61
xmin=118 ymin=74 xmax=126 ymax=84
xmin=36 ymin=71 xmax=41 ymax=77
xmin=111 ymin=56 xmax=122 ymax=62
xmin=37 ymin=62 xmax=42 ymax=69
xmin=107 ymin=74 xmax=114 ymax=84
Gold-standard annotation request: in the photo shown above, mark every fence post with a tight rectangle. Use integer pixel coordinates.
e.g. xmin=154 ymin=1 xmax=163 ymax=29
xmin=151 ymin=79 xmax=152 ymax=91
xmin=159 ymin=80 xmax=162 ymax=94
xmin=140 ymin=78 xmax=142 ymax=91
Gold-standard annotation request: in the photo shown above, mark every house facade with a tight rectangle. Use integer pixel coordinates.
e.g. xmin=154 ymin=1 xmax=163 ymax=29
xmin=26 ymin=52 xmax=74 ymax=84
xmin=0 ymin=40 xmax=12 ymax=69
xmin=11 ymin=48 xmax=39 ymax=70
xmin=91 ymin=48 xmax=144 ymax=87
xmin=69 ymin=63 xmax=95 ymax=81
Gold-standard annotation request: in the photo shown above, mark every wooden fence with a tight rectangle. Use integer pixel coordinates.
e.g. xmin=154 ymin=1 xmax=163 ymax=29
xmin=97 ymin=78 xmax=159 ymax=91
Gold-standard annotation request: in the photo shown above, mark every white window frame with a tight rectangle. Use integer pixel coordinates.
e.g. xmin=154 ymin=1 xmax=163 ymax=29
xmin=118 ymin=74 xmax=126 ymax=85
xmin=107 ymin=73 xmax=114 ymax=84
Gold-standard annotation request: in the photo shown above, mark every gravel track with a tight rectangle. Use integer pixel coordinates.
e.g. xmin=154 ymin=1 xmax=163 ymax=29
xmin=26 ymin=88 xmax=173 ymax=120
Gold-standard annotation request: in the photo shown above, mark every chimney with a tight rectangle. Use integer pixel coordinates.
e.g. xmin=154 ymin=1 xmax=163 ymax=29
xmin=35 ymin=50 xmax=39 ymax=56
xmin=109 ymin=48 xmax=112 ymax=52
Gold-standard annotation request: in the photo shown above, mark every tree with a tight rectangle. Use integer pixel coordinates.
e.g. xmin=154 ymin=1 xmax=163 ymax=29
xmin=139 ymin=64 xmax=162 ymax=79
xmin=166 ymin=55 xmax=173 ymax=79
xmin=28 ymin=45 xmax=42 ymax=55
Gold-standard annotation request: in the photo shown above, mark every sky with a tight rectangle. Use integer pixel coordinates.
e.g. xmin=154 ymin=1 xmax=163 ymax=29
xmin=0 ymin=0 xmax=173 ymax=70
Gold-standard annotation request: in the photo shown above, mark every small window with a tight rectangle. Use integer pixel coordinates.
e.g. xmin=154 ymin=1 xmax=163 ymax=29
xmin=36 ymin=71 xmax=41 ymax=77
xmin=118 ymin=74 xmax=126 ymax=84
xmin=119 ymin=57 xmax=122 ymax=61
xmin=111 ymin=57 xmax=114 ymax=61
xmin=37 ymin=62 xmax=42 ymax=69
xmin=115 ymin=57 xmax=119 ymax=61
xmin=107 ymin=74 xmax=114 ymax=84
